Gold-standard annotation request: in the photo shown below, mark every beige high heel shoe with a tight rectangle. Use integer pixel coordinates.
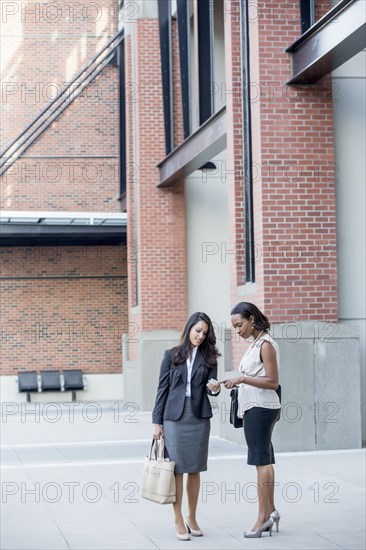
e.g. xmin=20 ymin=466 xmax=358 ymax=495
xmin=185 ymin=517 xmax=203 ymax=537
xmin=175 ymin=523 xmax=190 ymax=541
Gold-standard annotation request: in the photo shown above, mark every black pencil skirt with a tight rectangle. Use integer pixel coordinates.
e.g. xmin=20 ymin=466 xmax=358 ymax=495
xmin=243 ymin=407 xmax=281 ymax=466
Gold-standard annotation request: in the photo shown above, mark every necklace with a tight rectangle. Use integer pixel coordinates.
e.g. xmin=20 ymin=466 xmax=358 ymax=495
xmin=250 ymin=330 xmax=265 ymax=347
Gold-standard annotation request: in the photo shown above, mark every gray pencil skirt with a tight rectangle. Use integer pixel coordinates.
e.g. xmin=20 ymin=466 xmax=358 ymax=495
xmin=163 ymin=397 xmax=210 ymax=474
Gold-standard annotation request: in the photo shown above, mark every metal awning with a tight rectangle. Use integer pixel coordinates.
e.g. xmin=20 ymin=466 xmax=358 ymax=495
xmin=286 ymin=0 xmax=366 ymax=84
xmin=0 ymin=211 xmax=127 ymax=246
xmin=157 ymin=106 xmax=226 ymax=188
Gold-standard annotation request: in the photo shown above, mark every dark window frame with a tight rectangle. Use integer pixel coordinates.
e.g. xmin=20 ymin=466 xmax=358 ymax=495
xmin=118 ymin=40 xmax=126 ymax=201
xmin=240 ymin=0 xmax=255 ymax=283
xmin=177 ymin=0 xmax=191 ymax=138
xmin=197 ymin=0 xmax=215 ymax=125
xmin=158 ymin=0 xmax=174 ymax=154
xmin=300 ymin=0 xmax=316 ymax=33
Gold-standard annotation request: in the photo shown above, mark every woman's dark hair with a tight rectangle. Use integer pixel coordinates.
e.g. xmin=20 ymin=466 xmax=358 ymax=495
xmin=230 ymin=302 xmax=270 ymax=331
xmin=171 ymin=312 xmax=221 ymax=368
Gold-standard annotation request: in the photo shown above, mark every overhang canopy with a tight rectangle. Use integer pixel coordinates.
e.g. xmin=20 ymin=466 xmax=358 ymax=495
xmin=286 ymin=0 xmax=366 ymax=84
xmin=157 ymin=106 xmax=226 ymax=188
xmin=0 ymin=211 xmax=127 ymax=246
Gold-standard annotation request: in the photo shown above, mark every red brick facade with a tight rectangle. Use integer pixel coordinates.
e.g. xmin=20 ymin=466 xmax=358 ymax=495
xmin=224 ymin=0 xmax=337 ymax=326
xmin=1 ymin=0 xmax=120 ymax=212
xmin=1 ymin=0 xmax=118 ymax=145
xmin=0 ymin=245 xmax=127 ymax=375
xmin=125 ymin=18 xmax=187 ymax=361
xmin=1 ymin=0 xmax=340 ymax=381
xmin=0 ymin=1 xmax=126 ymax=377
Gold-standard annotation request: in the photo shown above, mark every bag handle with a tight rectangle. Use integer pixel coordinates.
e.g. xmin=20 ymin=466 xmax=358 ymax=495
xmin=148 ymin=439 xmax=158 ymax=460
xmin=148 ymin=437 xmax=165 ymax=460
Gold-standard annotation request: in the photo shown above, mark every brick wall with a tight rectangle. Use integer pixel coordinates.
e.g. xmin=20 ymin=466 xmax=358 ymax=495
xmin=316 ymin=0 xmax=332 ymax=21
xmin=1 ymin=98 xmax=120 ymax=210
xmin=0 ymin=245 xmax=127 ymax=375
xmin=1 ymin=0 xmax=120 ymax=211
xmin=125 ymin=18 xmax=187 ymax=353
xmin=223 ymin=0 xmax=247 ymax=294
xmin=172 ymin=19 xmax=185 ymax=148
xmin=1 ymin=0 xmax=118 ymax=145
xmin=125 ymin=32 xmax=137 ymax=315
xmin=224 ymin=0 xmax=337 ymax=326
xmin=1 ymin=0 xmax=339 ymax=378
xmin=0 ymin=1 xmax=127 ymax=378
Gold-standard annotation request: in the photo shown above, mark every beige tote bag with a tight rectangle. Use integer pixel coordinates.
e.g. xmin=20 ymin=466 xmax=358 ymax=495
xmin=140 ymin=438 xmax=176 ymax=504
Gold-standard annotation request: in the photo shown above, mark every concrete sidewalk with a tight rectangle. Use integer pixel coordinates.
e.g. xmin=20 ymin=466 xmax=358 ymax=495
xmin=1 ymin=401 xmax=365 ymax=550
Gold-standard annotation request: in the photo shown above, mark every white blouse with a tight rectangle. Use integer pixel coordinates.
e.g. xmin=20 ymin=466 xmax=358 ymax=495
xmin=237 ymin=332 xmax=281 ymax=416
xmin=185 ymin=346 xmax=198 ymax=397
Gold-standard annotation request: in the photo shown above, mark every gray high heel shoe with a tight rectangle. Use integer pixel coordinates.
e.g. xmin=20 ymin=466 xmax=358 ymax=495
xmin=270 ymin=510 xmax=281 ymax=532
xmin=244 ymin=517 xmax=274 ymax=538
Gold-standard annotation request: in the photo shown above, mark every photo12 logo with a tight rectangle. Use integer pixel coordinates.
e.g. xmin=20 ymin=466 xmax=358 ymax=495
xmin=2 ymin=2 xmax=113 ymax=23
xmin=1 ymin=481 xmax=140 ymax=504
xmin=201 ymin=480 xmax=339 ymax=504
xmin=1 ymin=401 xmax=140 ymax=424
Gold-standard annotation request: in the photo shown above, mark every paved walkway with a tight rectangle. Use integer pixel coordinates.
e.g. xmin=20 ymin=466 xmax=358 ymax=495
xmin=1 ymin=401 xmax=365 ymax=549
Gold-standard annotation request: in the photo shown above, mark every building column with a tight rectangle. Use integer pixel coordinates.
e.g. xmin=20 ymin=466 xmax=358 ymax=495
xmin=123 ymin=2 xmax=187 ymax=410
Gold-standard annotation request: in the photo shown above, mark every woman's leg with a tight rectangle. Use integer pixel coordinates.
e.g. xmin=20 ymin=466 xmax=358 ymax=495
xmin=173 ymin=473 xmax=186 ymax=533
xmin=269 ymin=464 xmax=275 ymax=514
xmin=249 ymin=465 xmax=274 ymax=531
xmin=186 ymin=472 xmax=201 ymax=530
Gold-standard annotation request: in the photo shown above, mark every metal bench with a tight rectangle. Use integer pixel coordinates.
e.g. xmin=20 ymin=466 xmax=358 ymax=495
xmin=40 ymin=370 xmax=62 ymax=392
xmin=17 ymin=371 xmax=40 ymax=403
xmin=62 ymin=369 xmax=86 ymax=401
xmin=17 ymin=370 xmax=86 ymax=402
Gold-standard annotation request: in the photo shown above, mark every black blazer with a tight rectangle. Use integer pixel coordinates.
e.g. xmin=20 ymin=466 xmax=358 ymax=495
xmin=152 ymin=348 xmax=220 ymax=424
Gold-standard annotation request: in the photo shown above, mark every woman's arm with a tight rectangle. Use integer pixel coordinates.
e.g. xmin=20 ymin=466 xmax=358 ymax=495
xmin=223 ymin=342 xmax=279 ymax=390
xmin=152 ymin=350 xmax=171 ymax=424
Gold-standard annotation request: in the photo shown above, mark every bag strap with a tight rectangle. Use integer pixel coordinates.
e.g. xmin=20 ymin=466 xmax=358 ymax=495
xmin=148 ymin=439 xmax=158 ymax=460
xmin=148 ymin=437 xmax=165 ymax=460
xmin=156 ymin=436 xmax=165 ymax=459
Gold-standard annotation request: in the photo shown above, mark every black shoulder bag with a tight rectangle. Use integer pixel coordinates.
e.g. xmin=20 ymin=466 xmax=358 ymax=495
xmin=229 ymin=387 xmax=243 ymax=428
xmin=230 ymin=385 xmax=281 ymax=428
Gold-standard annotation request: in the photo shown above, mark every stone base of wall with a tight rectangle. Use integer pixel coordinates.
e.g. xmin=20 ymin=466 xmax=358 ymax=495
xmin=122 ymin=330 xmax=181 ymax=411
xmin=217 ymin=322 xmax=362 ymax=451
xmin=122 ymin=323 xmax=362 ymax=451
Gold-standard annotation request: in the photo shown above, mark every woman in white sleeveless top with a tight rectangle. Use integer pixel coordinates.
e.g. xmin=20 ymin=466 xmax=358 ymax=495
xmin=223 ymin=302 xmax=281 ymax=539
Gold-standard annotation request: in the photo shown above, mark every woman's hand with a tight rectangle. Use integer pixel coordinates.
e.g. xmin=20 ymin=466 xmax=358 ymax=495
xmin=207 ymin=379 xmax=221 ymax=392
xmin=152 ymin=423 xmax=164 ymax=440
xmin=221 ymin=376 xmax=244 ymax=389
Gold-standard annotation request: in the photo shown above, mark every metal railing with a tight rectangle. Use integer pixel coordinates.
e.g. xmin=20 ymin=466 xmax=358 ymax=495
xmin=0 ymin=30 xmax=124 ymax=177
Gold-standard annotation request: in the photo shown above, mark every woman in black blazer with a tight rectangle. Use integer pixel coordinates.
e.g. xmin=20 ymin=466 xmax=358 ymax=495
xmin=152 ymin=312 xmax=221 ymax=541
